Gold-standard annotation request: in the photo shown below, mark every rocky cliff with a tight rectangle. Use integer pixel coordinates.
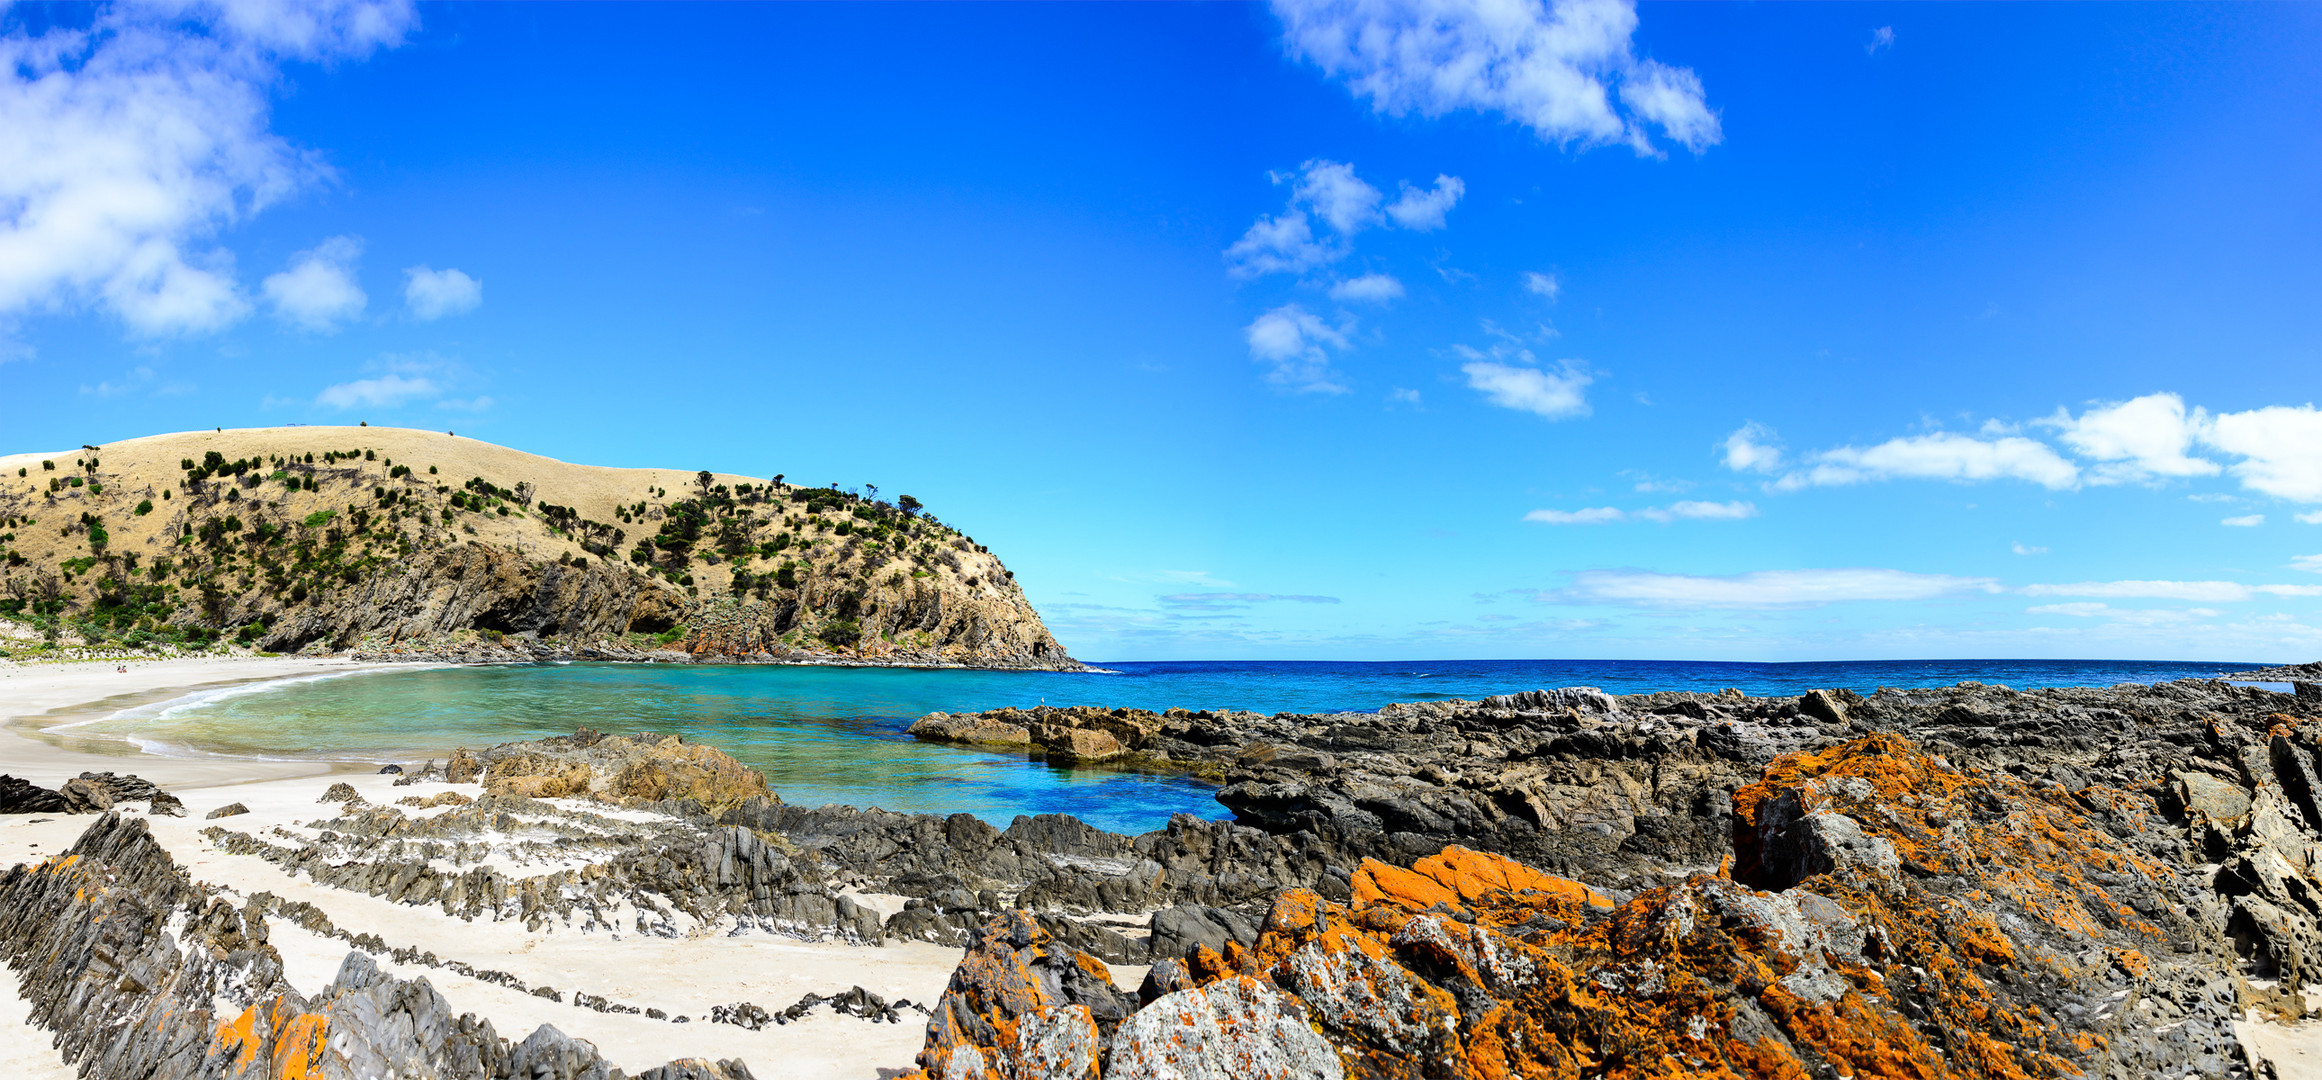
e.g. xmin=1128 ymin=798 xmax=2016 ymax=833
xmin=0 ymin=426 xmax=1078 ymax=668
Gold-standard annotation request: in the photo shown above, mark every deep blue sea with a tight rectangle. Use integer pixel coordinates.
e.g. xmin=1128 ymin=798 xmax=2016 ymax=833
xmin=58 ymin=657 xmax=2273 ymax=834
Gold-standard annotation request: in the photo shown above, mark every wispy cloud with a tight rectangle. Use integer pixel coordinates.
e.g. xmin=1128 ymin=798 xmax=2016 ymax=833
xmin=316 ymin=372 xmax=437 ymax=409
xmin=1385 ymin=175 xmax=1465 ymax=230
xmin=1523 ymin=507 xmax=1625 ymax=525
xmin=2223 ymin=514 xmax=2265 ymax=527
xmin=1461 ymin=353 xmax=1590 ymax=419
xmin=1225 ymin=160 xmax=1463 ymax=277
xmin=262 ymin=236 xmax=366 ymax=331
xmin=1525 ymin=500 xmax=1754 ymax=525
xmin=2011 ymin=542 xmax=2048 ymax=556
xmin=1330 ymin=273 xmax=1405 ymax=303
xmin=1549 ymin=567 xmax=1999 ymax=608
xmin=404 ymin=266 xmax=482 ymax=320
xmin=1159 ymin=592 xmax=1342 ymax=612
xmin=2021 ymin=580 xmax=2322 ymax=602
xmin=1721 ymin=422 xmax=1784 ymax=473
xmin=1521 ymin=271 xmax=1561 ymax=300
xmin=1769 ymin=432 xmax=2079 ymax=491
xmin=1272 ymin=0 xmax=1720 ymax=154
xmin=1245 ymin=304 xmax=1352 ymax=394
xmin=1865 ymin=26 xmax=1895 ymax=55
xmin=2025 ymin=602 xmax=2220 ymax=626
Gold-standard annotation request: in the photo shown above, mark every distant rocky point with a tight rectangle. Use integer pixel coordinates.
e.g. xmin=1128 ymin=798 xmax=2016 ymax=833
xmin=0 ymin=426 xmax=1079 ymax=669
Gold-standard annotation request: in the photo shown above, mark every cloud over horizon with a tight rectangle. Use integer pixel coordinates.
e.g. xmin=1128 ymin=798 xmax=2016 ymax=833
xmin=1551 ymin=567 xmax=2000 ymax=607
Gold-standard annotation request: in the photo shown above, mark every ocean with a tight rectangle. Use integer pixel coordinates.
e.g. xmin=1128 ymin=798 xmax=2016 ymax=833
xmin=51 ymin=657 xmax=2272 ymax=833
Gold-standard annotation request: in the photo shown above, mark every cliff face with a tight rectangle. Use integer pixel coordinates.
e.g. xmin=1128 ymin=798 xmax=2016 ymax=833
xmin=0 ymin=426 xmax=1078 ymax=668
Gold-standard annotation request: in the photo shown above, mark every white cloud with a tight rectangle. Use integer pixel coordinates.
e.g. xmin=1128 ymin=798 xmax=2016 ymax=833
xmin=2223 ymin=514 xmax=2265 ymax=528
xmin=1223 ymin=210 xmax=1333 ymax=278
xmin=2011 ymin=542 xmax=2047 ymax=556
xmin=1523 ymin=506 xmax=1624 ymax=525
xmin=0 ymin=0 xmax=413 ymax=337
xmin=261 ymin=235 xmax=364 ymax=330
xmin=1559 ymin=567 xmax=1997 ymax=607
xmin=1331 ymin=273 xmax=1405 ymax=303
xmin=1865 ymin=26 xmax=1895 ymax=55
xmin=1525 ymin=500 xmax=1754 ymax=525
xmin=1637 ymin=500 xmax=1755 ymax=522
xmin=2300 ymin=512 xmax=2322 ymax=525
xmin=1384 ymin=174 xmax=1464 ymax=230
xmin=1271 ymin=0 xmax=1719 ymax=154
xmin=1775 ymin=432 xmax=2078 ymax=491
xmin=2022 ymin=580 xmax=2322 ymax=602
xmin=1386 ymin=387 xmax=1421 ymax=405
xmin=1522 ymin=271 xmax=1561 ymax=300
xmin=1461 ymin=358 xmax=1590 ymax=419
xmin=404 ymin=265 xmax=480 ymax=320
xmin=316 ymin=372 xmax=435 ymax=409
xmin=2206 ymin=405 xmax=2322 ymax=502
xmin=1296 ymin=160 xmax=1383 ymax=233
xmin=2025 ymin=602 xmax=2221 ymax=626
xmin=1226 ymin=160 xmax=1463 ymax=276
xmin=2295 ymin=555 xmax=2322 ymax=574
xmin=1721 ymin=422 xmax=1783 ymax=473
xmin=1245 ymin=304 xmax=1351 ymax=394
xmin=2041 ymin=392 xmax=2218 ymax=483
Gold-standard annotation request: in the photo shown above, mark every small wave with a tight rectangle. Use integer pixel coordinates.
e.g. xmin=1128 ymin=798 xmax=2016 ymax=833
xmin=44 ymin=665 xmax=424 ymax=736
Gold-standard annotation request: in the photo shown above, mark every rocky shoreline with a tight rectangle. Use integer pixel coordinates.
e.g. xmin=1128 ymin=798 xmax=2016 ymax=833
xmin=3 ymin=675 xmax=2321 ymax=1076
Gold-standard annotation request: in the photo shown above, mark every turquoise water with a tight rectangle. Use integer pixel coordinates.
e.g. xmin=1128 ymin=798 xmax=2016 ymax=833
xmin=64 ymin=657 xmax=2270 ymax=833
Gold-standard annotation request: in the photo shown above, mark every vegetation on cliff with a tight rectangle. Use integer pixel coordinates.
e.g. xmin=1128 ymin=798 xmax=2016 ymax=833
xmin=0 ymin=426 xmax=1076 ymax=668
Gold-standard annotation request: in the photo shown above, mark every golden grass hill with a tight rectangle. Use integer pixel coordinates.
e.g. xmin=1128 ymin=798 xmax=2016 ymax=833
xmin=0 ymin=427 xmax=1079 ymax=669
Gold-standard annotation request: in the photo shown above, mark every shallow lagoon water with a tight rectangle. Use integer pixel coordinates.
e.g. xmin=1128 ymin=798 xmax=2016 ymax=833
xmin=66 ymin=656 xmax=2268 ymax=834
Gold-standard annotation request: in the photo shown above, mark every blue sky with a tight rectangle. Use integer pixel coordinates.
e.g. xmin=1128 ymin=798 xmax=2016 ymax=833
xmin=4 ymin=1 xmax=2319 ymax=662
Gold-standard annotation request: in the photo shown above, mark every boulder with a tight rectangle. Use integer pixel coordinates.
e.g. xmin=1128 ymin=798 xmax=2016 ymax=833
xmin=446 ymin=748 xmax=481 ymax=783
xmin=0 ymin=775 xmax=67 ymax=814
xmin=206 ymin=802 xmax=250 ymax=819
xmin=1104 ymin=976 xmax=1341 ymax=1080
xmin=909 ymin=911 xmax=1132 ymax=1080
xmin=57 ymin=777 xmax=113 ymax=813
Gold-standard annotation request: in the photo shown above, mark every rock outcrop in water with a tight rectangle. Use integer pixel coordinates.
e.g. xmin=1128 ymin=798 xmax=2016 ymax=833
xmin=0 ymin=426 xmax=1081 ymax=669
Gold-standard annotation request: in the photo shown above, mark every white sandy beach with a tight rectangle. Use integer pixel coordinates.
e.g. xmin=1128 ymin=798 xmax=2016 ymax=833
xmin=0 ymin=656 xmax=980 ymax=1079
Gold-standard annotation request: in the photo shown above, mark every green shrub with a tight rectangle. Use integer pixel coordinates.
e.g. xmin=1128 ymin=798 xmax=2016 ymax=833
xmin=134 ymin=499 xmax=153 ymax=516
xmin=818 ymin=618 xmax=861 ymax=648
xmin=303 ymin=510 xmax=335 ymax=528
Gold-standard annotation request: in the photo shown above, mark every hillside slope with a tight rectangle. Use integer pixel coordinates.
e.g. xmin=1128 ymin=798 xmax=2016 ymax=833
xmin=0 ymin=427 xmax=1078 ymax=669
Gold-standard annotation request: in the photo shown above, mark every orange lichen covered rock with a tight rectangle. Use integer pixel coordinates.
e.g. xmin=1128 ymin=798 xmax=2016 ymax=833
xmin=901 ymin=733 xmax=2238 ymax=1079
xmin=910 ymin=910 xmax=1135 ymax=1080
xmin=1352 ymin=845 xmax=1616 ymax=918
